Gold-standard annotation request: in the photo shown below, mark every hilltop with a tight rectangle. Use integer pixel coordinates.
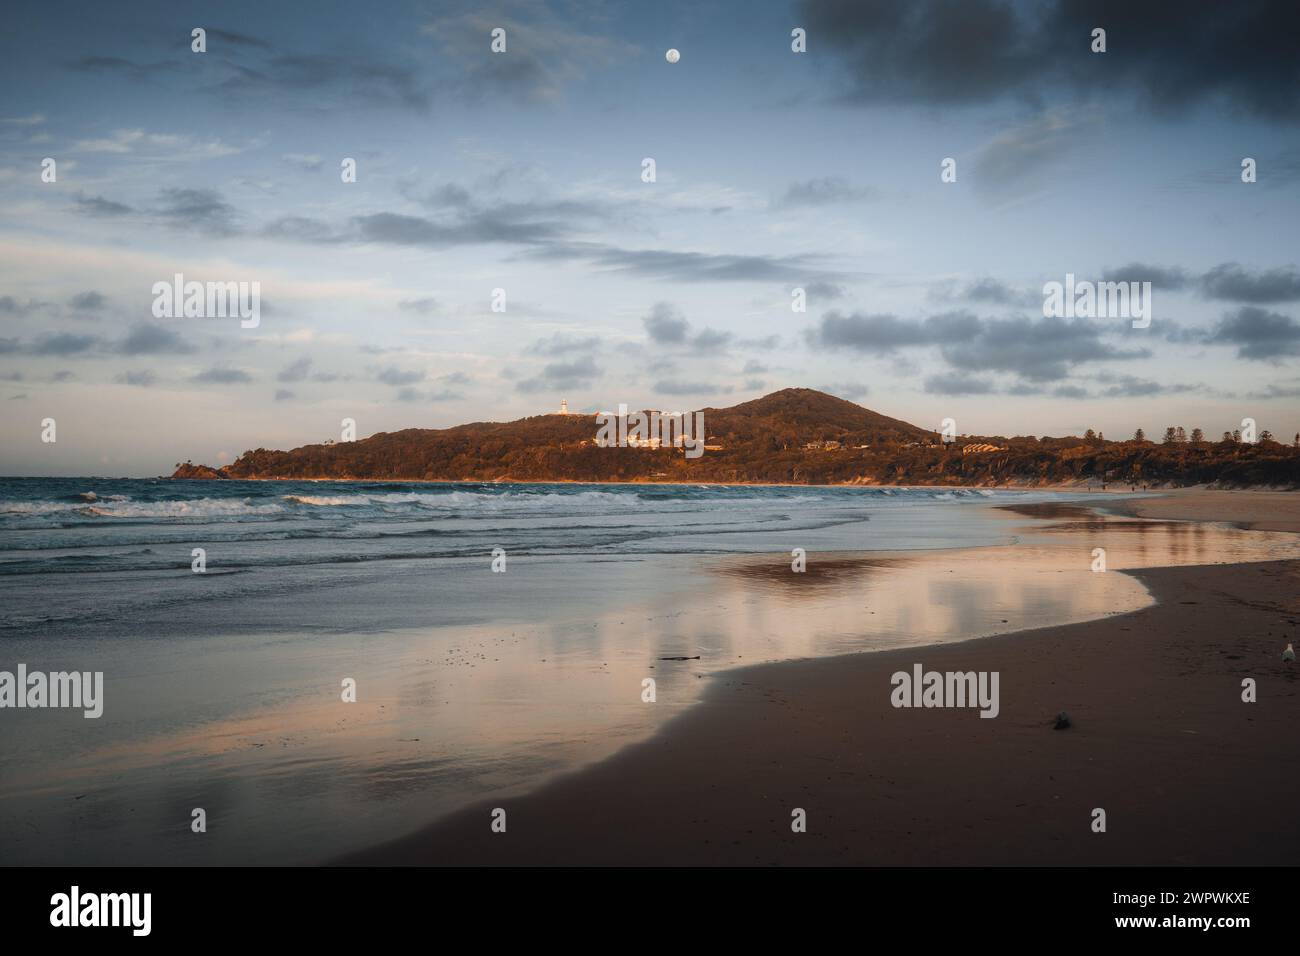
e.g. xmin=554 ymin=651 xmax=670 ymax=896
xmin=171 ymin=388 xmax=1300 ymax=488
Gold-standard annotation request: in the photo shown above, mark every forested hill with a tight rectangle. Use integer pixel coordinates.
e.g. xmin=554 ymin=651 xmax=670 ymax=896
xmin=171 ymin=388 xmax=1300 ymax=488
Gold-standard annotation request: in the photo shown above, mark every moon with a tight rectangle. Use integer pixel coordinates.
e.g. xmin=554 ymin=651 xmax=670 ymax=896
xmin=665 ymin=48 xmax=680 ymax=64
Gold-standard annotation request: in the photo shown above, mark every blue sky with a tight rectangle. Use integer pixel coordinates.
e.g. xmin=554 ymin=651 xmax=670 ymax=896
xmin=2 ymin=0 xmax=1299 ymax=475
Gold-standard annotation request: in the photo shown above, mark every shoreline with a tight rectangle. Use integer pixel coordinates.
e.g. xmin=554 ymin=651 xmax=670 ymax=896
xmin=340 ymin=491 xmax=1300 ymax=866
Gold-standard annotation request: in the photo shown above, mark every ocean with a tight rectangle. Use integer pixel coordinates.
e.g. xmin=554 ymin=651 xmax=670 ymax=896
xmin=2 ymin=478 xmax=1295 ymax=864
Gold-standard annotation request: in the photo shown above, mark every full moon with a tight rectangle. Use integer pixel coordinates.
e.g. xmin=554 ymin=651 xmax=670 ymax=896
xmin=665 ymin=48 xmax=680 ymax=63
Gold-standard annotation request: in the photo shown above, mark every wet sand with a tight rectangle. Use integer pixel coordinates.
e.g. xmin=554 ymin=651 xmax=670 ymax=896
xmin=1109 ymin=488 xmax=1300 ymax=534
xmin=344 ymin=491 xmax=1300 ymax=866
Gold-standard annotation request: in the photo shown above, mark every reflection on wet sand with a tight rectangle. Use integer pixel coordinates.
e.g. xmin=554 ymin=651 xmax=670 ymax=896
xmin=2 ymin=506 xmax=1297 ymax=865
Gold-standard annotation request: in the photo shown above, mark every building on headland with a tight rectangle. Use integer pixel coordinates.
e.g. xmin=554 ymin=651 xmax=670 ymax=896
xmin=559 ymin=400 xmax=570 ymax=415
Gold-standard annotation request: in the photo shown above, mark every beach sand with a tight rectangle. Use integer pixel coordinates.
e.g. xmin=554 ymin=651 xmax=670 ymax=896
xmin=343 ymin=489 xmax=1300 ymax=866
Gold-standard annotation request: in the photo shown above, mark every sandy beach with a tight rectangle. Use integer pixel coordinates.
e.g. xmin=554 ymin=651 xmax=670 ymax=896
xmin=343 ymin=489 xmax=1300 ymax=866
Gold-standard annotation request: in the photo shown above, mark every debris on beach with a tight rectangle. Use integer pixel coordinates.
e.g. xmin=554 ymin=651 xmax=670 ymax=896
xmin=659 ymin=656 xmax=701 ymax=661
xmin=1053 ymin=712 xmax=1071 ymax=730
xmin=1284 ymin=642 xmax=1295 ymax=663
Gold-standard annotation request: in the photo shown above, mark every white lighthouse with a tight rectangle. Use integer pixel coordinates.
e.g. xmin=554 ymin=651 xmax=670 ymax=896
xmin=559 ymin=399 xmax=569 ymax=415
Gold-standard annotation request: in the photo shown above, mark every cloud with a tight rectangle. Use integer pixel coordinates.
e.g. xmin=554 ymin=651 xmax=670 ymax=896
xmin=799 ymin=0 xmax=1300 ymax=121
xmin=278 ymin=356 xmax=313 ymax=383
xmin=116 ymin=370 xmax=157 ymax=387
xmin=398 ymin=297 xmax=439 ymax=315
xmin=528 ymin=243 xmax=838 ymax=284
xmin=777 ymin=177 xmax=876 ymax=207
xmin=192 ymin=366 xmax=253 ymax=384
xmin=1052 ymin=385 xmax=1089 ymax=399
xmin=1094 ymin=373 xmax=1201 ymax=397
xmin=219 ymin=53 xmax=431 ymax=111
xmin=972 ymin=110 xmax=1083 ymax=200
xmin=29 ymin=332 xmax=99 ymax=356
xmin=281 ymin=153 xmax=323 ymax=171
xmin=421 ymin=9 xmax=635 ymax=106
xmin=803 ymin=280 xmax=846 ymax=301
xmin=515 ymin=354 xmax=600 ymax=393
xmin=526 ymin=333 xmax=603 ymax=356
xmin=117 ymin=322 xmax=197 ymax=355
xmin=808 ymin=309 xmax=1147 ymax=379
xmin=73 ymin=193 xmax=133 ymax=217
xmin=1204 ymin=306 xmax=1300 ymax=359
xmin=375 ymin=366 xmax=426 ymax=386
xmin=941 ymin=315 xmax=1149 ymax=381
xmin=923 ymin=372 xmax=997 ymax=395
xmin=642 ymin=303 xmax=689 ymax=344
xmin=653 ymin=379 xmax=723 ymax=396
xmin=691 ymin=328 xmax=734 ymax=353
xmin=818 ymin=382 xmax=870 ymax=400
xmin=68 ymin=291 xmax=107 ymax=312
xmin=67 ymin=56 xmax=178 ymax=80
xmin=805 ymin=310 xmax=979 ymax=352
xmin=1101 ymin=263 xmax=1191 ymax=291
xmin=1199 ymin=263 xmax=1300 ymax=303
xmin=206 ymin=28 xmax=272 ymax=49
xmin=274 ymin=388 xmax=295 ymax=401
xmin=156 ymin=188 xmax=238 ymax=235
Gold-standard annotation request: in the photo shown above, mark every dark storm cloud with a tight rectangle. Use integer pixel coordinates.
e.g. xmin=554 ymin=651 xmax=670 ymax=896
xmin=1203 ymin=306 xmax=1300 ymax=359
xmin=799 ymin=0 xmax=1300 ymax=121
xmin=515 ymin=354 xmax=601 ymax=394
xmin=1199 ymin=263 xmax=1300 ymax=303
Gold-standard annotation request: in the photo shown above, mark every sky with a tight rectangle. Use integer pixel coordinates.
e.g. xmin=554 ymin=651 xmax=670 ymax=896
xmin=1 ymin=0 xmax=1299 ymax=476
